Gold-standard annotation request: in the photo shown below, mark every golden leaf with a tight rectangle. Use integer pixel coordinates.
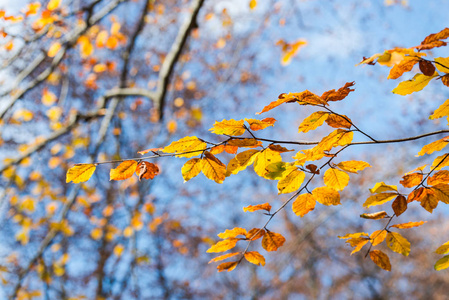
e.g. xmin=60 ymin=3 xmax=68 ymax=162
xmin=243 ymin=203 xmax=271 ymax=213
xmin=386 ymin=232 xmax=410 ymax=256
xmin=48 ymin=42 xmax=61 ymax=58
xmin=218 ymin=228 xmax=247 ymax=239
xmin=320 ymin=82 xmax=355 ymax=102
xmin=370 ymin=250 xmax=391 ymax=271
xmin=135 ymin=162 xmax=159 ymax=180
xmin=294 ymin=90 xmax=327 ymax=105
xmin=370 ymin=230 xmax=387 ymax=246
xmin=312 ymin=186 xmax=341 ymax=206
xmin=246 ymin=228 xmax=265 ymax=240
xmin=390 ymin=221 xmax=427 ymax=229
xmin=436 ymin=241 xmax=449 ymax=255
xmin=162 ymin=136 xmax=207 ymax=158
xmin=407 ymin=187 xmax=426 ymax=203
xmin=325 ymin=114 xmax=352 ymax=129
xmin=431 ymin=154 xmax=449 ymax=171
xmin=268 ymin=144 xmax=294 ymax=153
xmin=369 ymin=182 xmax=398 ymax=193
xmin=434 ymin=57 xmax=449 ymax=73
xmin=316 ymin=129 xmax=353 ymax=152
xmin=419 ymin=189 xmax=438 ymax=213
xmin=256 ymin=95 xmax=294 ymax=115
xmin=363 ymin=193 xmax=397 ymax=208
xmin=262 ymin=231 xmax=286 ymax=252
xmin=245 ymin=117 xmax=276 ymax=131
xmin=435 ymin=255 xmax=449 ymax=271
xmin=217 ymin=261 xmax=238 ymax=272
xmin=244 ymin=251 xmax=265 ymax=266
xmin=417 ymin=137 xmax=449 ymax=156
xmin=209 ymin=119 xmax=246 ymax=136
xmin=137 ymin=147 xmax=162 ymax=155
xmin=297 ymin=111 xmax=329 ymax=133
xmin=323 ymin=168 xmax=350 ymax=191
xmin=110 ymin=160 xmax=137 ymax=181
xmin=277 ymin=169 xmax=305 ymax=194
xmin=66 ymin=164 xmax=96 ymax=184
xmin=47 ymin=0 xmax=61 ymax=11
xmin=338 ymin=232 xmax=369 ymax=239
xmin=207 ymin=238 xmax=239 ymax=253
xmin=360 ymin=211 xmax=388 ymax=220
xmin=292 ymin=193 xmax=316 ymax=217
xmin=278 ymin=39 xmax=307 ymax=66
xmin=400 ymin=173 xmax=423 ymax=188
xmin=201 ymin=151 xmax=226 ymax=184
xmin=226 ymin=149 xmax=260 ymax=176
xmin=392 ymin=73 xmax=437 ymax=95
xmin=249 ymin=0 xmax=257 ymax=10
xmin=428 ymin=170 xmax=449 ymax=186
xmin=336 ymin=160 xmax=371 ymax=174
xmin=208 ymin=252 xmax=240 ymax=263
xmin=227 ymin=138 xmax=261 ymax=147
xmin=42 ymin=88 xmax=57 ymax=106
xmin=181 ymin=158 xmax=202 ymax=182
xmin=431 ymin=183 xmax=449 ymax=204
xmin=348 ymin=237 xmax=369 ymax=255
xmin=392 ymin=195 xmax=407 ymax=216
xmin=430 ymin=99 xmax=449 ymax=120
xmin=253 ymin=148 xmax=282 ymax=178
xmin=387 ymin=56 xmax=420 ymax=79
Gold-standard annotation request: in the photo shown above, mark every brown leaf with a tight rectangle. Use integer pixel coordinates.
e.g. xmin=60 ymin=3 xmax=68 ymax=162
xmin=325 ymin=114 xmax=352 ymax=129
xmin=392 ymin=195 xmax=407 ymax=216
xmin=321 ymin=82 xmax=355 ymax=102
xmin=441 ymin=74 xmax=449 ymax=87
xmin=306 ymin=164 xmax=319 ymax=174
xmin=136 ymin=161 xmax=159 ymax=181
xmin=400 ymin=173 xmax=423 ymax=188
xmin=217 ymin=261 xmax=239 ymax=272
xmin=244 ymin=251 xmax=266 ymax=266
xmin=419 ymin=60 xmax=436 ymax=76
xmin=246 ymin=228 xmax=265 ymax=241
xmin=360 ymin=211 xmax=388 ymax=220
xmin=262 ymin=231 xmax=286 ymax=252
xmin=420 ymin=28 xmax=449 ymax=50
xmin=370 ymin=250 xmax=391 ymax=271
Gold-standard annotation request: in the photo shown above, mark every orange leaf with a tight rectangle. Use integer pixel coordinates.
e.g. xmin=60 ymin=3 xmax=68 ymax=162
xmin=243 ymin=203 xmax=271 ymax=213
xmin=392 ymin=195 xmax=407 ymax=216
xmin=244 ymin=251 xmax=266 ymax=266
xmin=246 ymin=228 xmax=265 ymax=240
xmin=207 ymin=238 xmax=239 ymax=253
xmin=268 ymin=144 xmax=294 ymax=153
xmin=218 ymin=227 xmax=247 ymax=239
xmin=428 ymin=170 xmax=449 ymax=186
xmin=292 ymin=193 xmax=316 ymax=217
xmin=209 ymin=119 xmax=246 ymax=136
xmin=420 ymin=28 xmax=449 ymax=50
xmin=390 ymin=221 xmax=427 ymax=229
xmin=325 ymin=114 xmax=352 ymax=129
xmin=431 ymin=183 xmax=449 ymax=204
xmin=262 ymin=231 xmax=286 ymax=252
xmin=66 ymin=164 xmax=96 ymax=183
xmin=370 ymin=250 xmax=391 ymax=271
xmin=419 ymin=189 xmax=438 ymax=213
xmin=210 ymin=145 xmax=225 ymax=154
xmin=370 ymin=230 xmax=387 ymax=246
xmin=400 ymin=172 xmax=423 ymax=188
xmin=320 ymin=82 xmax=355 ymax=102
xmin=217 ymin=261 xmax=238 ymax=272
xmin=208 ymin=252 xmax=240 ymax=263
xmin=137 ymin=147 xmax=162 ymax=155
xmin=256 ymin=94 xmax=295 ymax=115
xmin=227 ymin=139 xmax=262 ymax=148
xmin=181 ymin=158 xmax=202 ymax=182
xmin=387 ymin=56 xmax=420 ymax=79
xmin=135 ymin=161 xmax=159 ymax=180
xmin=109 ymin=160 xmax=137 ymax=181
xmin=245 ymin=118 xmax=276 ymax=131
xmin=312 ymin=186 xmax=341 ymax=206
xmin=201 ymin=151 xmax=226 ymax=184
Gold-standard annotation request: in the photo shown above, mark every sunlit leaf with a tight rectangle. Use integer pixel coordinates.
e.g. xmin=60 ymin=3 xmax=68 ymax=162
xmin=227 ymin=139 xmax=262 ymax=147
xmin=217 ymin=261 xmax=238 ymax=272
xmin=431 ymin=154 xmax=449 ymax=170
xmin=66 ymin=164 xmax=96 ymax=183
xmin=218 ymin=227 xmax=247 ymax=239
xmin=181 ymin=158 xmax=202 ymax=182
xmin=201 ymin=151 xmax=226 ymax=184
xmin=400 ymin=172 xmax=423 ymax=188
xmin=207 ymin=238 xmax=239 ymax=253
xmin=42 ymin=88 xmax=57 ymax=106
xmin=47 ymin=0 xmax=61 ymax=11
xmin=320 ymin=82 xmax=355 ymax=102
xmin=434 ymin=57 xmax=449 ymax=73
xmin=323 ymin=168 xmax=350 ymax=191
xmin=162 ymin=136 xmax=207 ymax=158
xmin=292 ymin=193 xmax=316 ymax=217
xmin=417 ymin=137 xmax=449 ymax=156
xmin=226 ymin=149 xmax=260 ymax=176
xmin=348 ymin=237 xmax=369 ymax=255
xmin=390 ymin=221 xmax=426 ymax=229
xmin=338 ymin=232 xmax=369 ymax=239
xmin=369 ymin=182 xmax=398 ymax=193
xmin=387 ymin=56 xmax=420 ymax=79
xmin=135 ymin=161 xmax=159 ymax=180
xmin=209 ymin=119 xmax=246 ymax=136
xmin=436 ymin=241 xmax=449 ymax=255
xmin=277 ymin=169 xmax=305 ymax=194
xmin=431 ymin=183 xmax=449 ymax=204
xmin=244 ymin=251 xmax=265 ymax=266
xmin=420 ymin=28 xmax=449 ymax=50
xmin=386 ymin=232 xmax=410 ymax=256
xmin=262 ymin=231 xmax=286 ymax=252
xmin=243 ymin=203 xmax=271 ymax=213
xmin=48 ymin=42 xmax=61 ymax=58
xmin=370 ymin=250 xmax=391 ymax=271
xmin=245 ymin=118 xmax=276 ymax=131
xmin=370 ymin=230 xmax=387 ymax=246
xmin=427 ymin=170 xmax=449 ymax=186
xmin=297 ymin=111 xmax=328 ymax=133
xmin=419 ymin=189 xmax=438 ymax=213
xmin=430 ymin=99 xmax=449 ymax=120
xmin=208 ymin=252 xmax=240 ymax=263
xmin=110 ymin=160 xmax=137 ymax=181
xmin=392 ymin=73 xmax=437 ymax=95
xmin=360 ymin=211 xmax=388 ymax=219
xmin=392 ymin=195 xmax=407 ymax=216
xmin=246 ymin=228 xmax=265 ymax=240
xmin=363 ymin=193 xmax=397 ymax=208
xmin=253 ymin=148 xmax=282 ymax=178
xmin=312 ymin=186 xmax=340 ymax=206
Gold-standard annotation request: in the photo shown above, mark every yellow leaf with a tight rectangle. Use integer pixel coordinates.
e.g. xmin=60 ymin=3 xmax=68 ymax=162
xmin=208 ymin=252 xmax=240 ymax=263
xmin=363 ymin=193 xmax=397 ymax=208
xmin=66 ymin=164 xmax=96 ymax=183
xmin=312 ymin=186 xmax=340 ymax=206
xmin=249 ymin=0 xmax=257 ymax=10
xmin=162 ymin=136 xmax=207 ymax=158
xmin=316 ymin=129 xmax=353 ymax=152
xmin=428 ymin=170 xmax=449 ymax=186
xmin=370 ymin=230 xmax=387 ymax=246
xmin=42 ymin=88 xmax=57 ymax=106
xmin=277 ymin=169 xmax=305 ymax=194
xmin=349 ymin=238 xmax=369 ymax=255
xmin=417 ymin=137 xmax=449 ymax=156
xmin=245 ymin=118 xmax=276 ymax=131
xmin=370 ymin=250 xmax=391 ymax=271
xmin=436 ymin=241 xmax=449 ymax=255
xmin=48 ymin=42 xmax=61 ymax=58
xmin=253 ymin=148 xmax=282 ymax=178
xmin=386 ymin=232 xmax=410 ymax=256
xmin=181 ymin=158 xmax=202 ymax=182
xmin=339 ymin=232 xmax=369 ymax=239
xmin=47 ymin=0 xmax=61 ymax=11
xmin=209 ymin=119 xmax=245 ymax=136
xmin=201 ymin=151 xmax=226 ymax=184
xmin=217 ymin=227 xmax=247 ymax=239
xmin=429 ymin=99 xmax=449 ymax=120
xmin=323 ymin=168 xmax=350 ymax=191
xmin=226 ymin=149 xmax=260 ymax=176
xmin=431 ymin=154 xmax=449 ymax=171
xmin=298 ymin=111 xmax=329 ymax=133
xmin=244 ymin=251 xmax=265 ymax=266
xmin=243 ymin=203 xmax=271 ymax=213
xmin=431 ymin=183 xmax=449 ymax=204
xmin=392 ymin=73 xmax=437 ymax=95
xmin=390 ymin=221 xmax=427 ymax=229
xmin=113 ymin=244 xmax=124 ymax=257
xmin=434 ymin=57 xmax=449 ymax=73
xmin=360 ymin=211 xmax=388 ymax=219
xmin=90 ymin=228 xmax=103 ymax=240
xmin=369 ymin=182 xmax=398 ymax=193
xmin=336 ymin=160 xmax=371 ymax=174
xmin=400 ymin=172 xmax=423 ymax=188
xmin=217 ymin=261 xmax=238 ymax=272
xmin=207 ymin=238 xmax=239 ymax=253
xmin=109 ymin=160 xmax=137 ymax=181
xmin=292 ymin=193 xmax=316 ymax=217
xmin=280 ymin=39 xmax=307 ymax=66
xmin=262 ymin=231 xmax=286 ymax=252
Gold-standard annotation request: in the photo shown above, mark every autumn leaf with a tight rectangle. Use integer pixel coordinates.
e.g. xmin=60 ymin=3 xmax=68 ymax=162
xmin=320 ymin=82 xmax=355 ymax=102
xmin=277 ymin=169 xmax=305 ymax=194
xmin=431 ymin=154 xmax=449 ymax=171
xmin=360 ymin=211 xmax=388 ymax=220
xmin=226 ymin=149 xmax=259 ymax=176
xmin=387 ymin=56 xmax=420 ymax=79
xmin=264 ymin=162 xmax=289 ymax=180
xmin=244 ymin=251 xmax=266 ymax=266
xmin=316 ymin=129 xmax=353 ymax=152
xmin=246 ymin=228 xmax=265 ymax=240
xmin=256 ymin=94 xmax=295 ymax=115
xmin=136 ymin=161 xmax=159 ymax=180
xmin=312 ymin=186 xmax=341 ymax=206
xmin=347 ymin=237 xmax=369 ymax=255
xmin=323 ymin=168 xmax=350 ymax=191
xmin=162 ymin=136 xmax=207 ymax=158
xmin=390 ymin=221 xmax=426 ymax=229
xmin=400 ymin=173 xmax=423 ymax=188
xmin=417 ymin=137 xmax=449 ymax=156
xmin=218 ymin=227 xmax=247 ymax=239
xmin=370 ymin=230 xmax=387 ymax=246
xmin=419 ymin=189 xmax=438 ymax=213
xmin=181 ymin=158 xmax=202 ymax=182
xmin=201 ymin=151 xmax=226 ymax=184
xmin=436 ymin=241 xmax=449 ymax=255
xmin=253 ymin=148 xmax=282 ymax=178
xmin=217 ymin=261 xmax=238 ymax=272
xmin=430 ymin=183 xmax=449 ymax=204
xmin=430 ymin=99 xmax=449 ymax=120
xmin=243 ymin=203 xmax=271 ymax=213
xmin=137 ymin=147 xmax=163 ymax=155
xmin=42 ymin=88 xmax=57 ymax=106
xmin=392 ymin=73 xmax=437 ymax=95
xmin=297 ymin=111 xmax=329 ymax=133
xmin=392 ymin=195 xmax=407 ymax=216
xmin=227 ymin=139 xmax=262 ymax=147
xmin=336 ymin=160 xmax=371 ymax=174
xmin=325 ymin=114 xmax=352 ymax=129
xmin=292 ymin=193 xmax=316 ymax=217
xmin=370 ymin=250 xmax=391 ymax=271
xmin=427 ymin=170 xmax=449 ymax=186
xmin=209 ymin=119 xmax=246 ymax=136
xmin=338 ymin=232 xmax=369 ymax=239
xmin=262 ymin=231 xmax=286 ymax=252
xmin=207 ymin=238 xmax=239 ymax=253
xmin=48 ymin=42 xmax=61 ymax=58
xmin=420 ymin=28 xmax=449 ymax=50
xmin=419 ymin=60 xmax=436 ymax=76
xmin=434 ymin=57 xmax=449 ymax=73
xmin=66 ymin=164 xmax=96 ymax=183
xmin=245 ymin=118 xmax=276 ymax=131
xmin=363 ymin=193 xmax=397 ymax=208
xmin=407 ymin=187 xmax=426 ymax=203
xmin=110 ymin=160 xmax=137 ymax=181
xmin=208 ymin=252 xmax=240 ymax=263
xmin=435 ymin=256 xmax=449 ymax=271
xmin=386 ymin=232 xmax=411 ymax=256
xmin=369 ymin=182 xmax=398 ymax=193
xmin=47 ymin=0 xmax=61 ymax=11
xmin=268 ymin=144 xmax=294 ymax=153
xmin=277 ymin=39 xmax=307 ymax=66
